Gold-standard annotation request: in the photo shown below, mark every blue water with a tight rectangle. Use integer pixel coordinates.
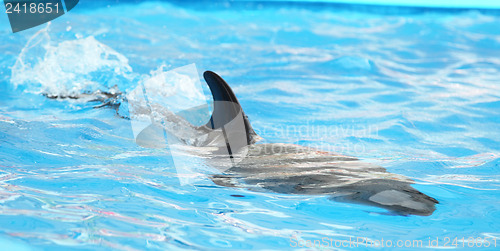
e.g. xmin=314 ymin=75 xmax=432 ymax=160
xmin=1 ymin=1 xmax=500 ymax=250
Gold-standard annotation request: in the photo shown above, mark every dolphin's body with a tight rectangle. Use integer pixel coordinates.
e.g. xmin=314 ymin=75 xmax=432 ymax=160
xmin=199 ymin=71 xmax=438 ymax=216
xmin=50 ymin=71 xmax=438 ymax=216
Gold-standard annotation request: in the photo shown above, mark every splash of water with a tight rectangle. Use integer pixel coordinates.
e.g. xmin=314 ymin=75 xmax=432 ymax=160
xmin=11 ymin=25 xmax=134 ymax=97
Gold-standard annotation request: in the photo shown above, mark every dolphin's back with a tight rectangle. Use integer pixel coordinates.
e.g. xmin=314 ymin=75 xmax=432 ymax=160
xmin=212 ymin=143 xmax=438 ymax=216
xmin=51 ymin=70 xmax=439 ymax=216
xmin=201 ymin=71 xmax=437 ymax=216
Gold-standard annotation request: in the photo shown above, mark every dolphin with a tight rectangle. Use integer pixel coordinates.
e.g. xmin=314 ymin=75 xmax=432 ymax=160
xmin=47 ymin=70 xmax=439 ymax=216
xmin=196 ymin=71 xmax=438 ymax=216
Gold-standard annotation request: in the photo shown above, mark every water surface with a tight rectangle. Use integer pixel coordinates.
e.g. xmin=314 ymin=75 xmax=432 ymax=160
xmin=0 ymin=1 xmax=499 ymax=250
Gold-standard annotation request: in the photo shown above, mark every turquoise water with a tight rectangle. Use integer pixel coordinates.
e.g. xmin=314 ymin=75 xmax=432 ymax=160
xmin=253 ymin=0 xmax=500 ymax=9
xmin=0 ymin=0 xmax=500 ymax=250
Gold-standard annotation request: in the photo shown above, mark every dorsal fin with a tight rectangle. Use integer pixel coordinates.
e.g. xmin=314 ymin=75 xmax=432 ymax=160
xmin=203 ymin=71 xmax=258 ymax=145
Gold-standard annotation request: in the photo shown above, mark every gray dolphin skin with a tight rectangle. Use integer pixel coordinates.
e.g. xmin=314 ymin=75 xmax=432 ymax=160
xmin=47 ymin=70 xmax=438 ymax=216
xmin=201 ymin=71 xmax=438 ymax=216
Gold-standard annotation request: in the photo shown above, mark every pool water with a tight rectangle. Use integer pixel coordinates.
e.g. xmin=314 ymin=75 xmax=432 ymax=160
xmin=0 ymin=0 xmax=499 ymax=250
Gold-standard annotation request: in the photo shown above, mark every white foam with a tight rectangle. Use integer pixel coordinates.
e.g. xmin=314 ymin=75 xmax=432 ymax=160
xmin=140 ymin=64 xmax=208 ymax=114
xmin=11 ymin=25 xmax=133 ymax=97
